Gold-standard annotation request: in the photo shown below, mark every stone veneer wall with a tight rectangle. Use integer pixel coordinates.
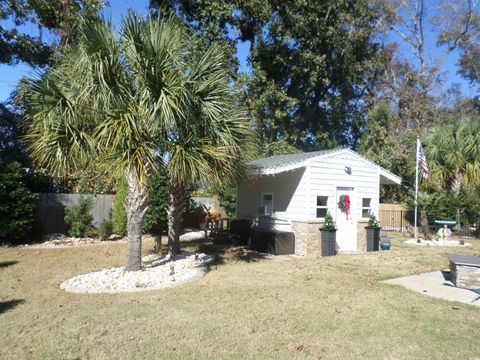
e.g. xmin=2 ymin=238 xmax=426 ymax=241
xmin=292 ymin=219 xmax=369 ymax=256
xmin=291 ymin=219 xmax=324 ymax=257
xmin=356 ymin=221 xmax=368 ymax=252
xmin=450 ymin=263 xmax=480 ymax=288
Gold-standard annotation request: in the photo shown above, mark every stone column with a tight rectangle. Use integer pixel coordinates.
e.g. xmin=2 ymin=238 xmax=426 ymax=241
xmin=291 ymin=219 xmax=324 ymax=257
xmin=356 ymin=221 xmax=368 ymax=252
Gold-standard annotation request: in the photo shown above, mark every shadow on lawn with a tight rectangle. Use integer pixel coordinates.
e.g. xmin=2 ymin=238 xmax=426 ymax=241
xmin=149 ymin=237 xmax=270 ymax=270
xmin=0 ymin=260 xmax=18 ymax=269
xmin=197 ymin=243 xmax=270 ymax=271
xmin=0 ymin=299 xmax=25 ymax=314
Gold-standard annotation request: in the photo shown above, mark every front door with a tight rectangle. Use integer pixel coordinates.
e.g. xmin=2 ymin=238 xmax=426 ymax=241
xmin=335 ymin=187 xmax=357 ymax=252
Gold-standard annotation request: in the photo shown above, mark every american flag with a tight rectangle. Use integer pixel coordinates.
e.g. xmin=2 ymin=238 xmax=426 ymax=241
xmin=418 ymin=141 xmax=429 ymax=180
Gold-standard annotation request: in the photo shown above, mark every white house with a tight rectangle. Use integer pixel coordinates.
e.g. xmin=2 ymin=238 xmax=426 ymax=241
xmin=236 ymin=148 xmax=401 ymax=256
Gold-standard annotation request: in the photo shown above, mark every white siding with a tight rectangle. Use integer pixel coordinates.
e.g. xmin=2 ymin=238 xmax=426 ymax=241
xmin=307 ymin=152 xmax=380 ymax=220
xmin=237 ymin=167 xmax=309 ymax=219
xmin=237 ymin=150 xmax=383 ymax=222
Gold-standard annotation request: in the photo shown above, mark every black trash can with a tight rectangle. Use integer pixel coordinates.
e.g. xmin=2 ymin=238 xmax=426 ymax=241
xmin=230 ymin=219 xmax=252 ymax=245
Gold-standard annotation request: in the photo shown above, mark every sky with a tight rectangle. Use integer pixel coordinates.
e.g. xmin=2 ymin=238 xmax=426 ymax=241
xmin=0 ymin=0 xmax=475 ymax=103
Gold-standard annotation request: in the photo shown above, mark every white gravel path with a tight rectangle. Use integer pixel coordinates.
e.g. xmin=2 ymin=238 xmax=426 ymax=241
xmin=404 ymin=238 xmax=472 ymax=247
xmin=60 ymin=252 xmax=214 ymax=294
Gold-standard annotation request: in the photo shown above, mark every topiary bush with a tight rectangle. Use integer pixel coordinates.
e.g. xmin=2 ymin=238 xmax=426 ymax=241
xmin=112 ymin=178 xmax=127 ymax=236
xmin=0 ymin=160 xmax=38 ymax=244
xmin=320 ymin=212 xmax=336 ymax=231
xmin=64 ymin=197 xmax=93 ymax=237
xmin=367 ymin=211 xmax=380 ymax=228
xmin=98 ymin=219 xmax=113 ymax=240
xmin=144 ymin=172 xmax=169 ymax=235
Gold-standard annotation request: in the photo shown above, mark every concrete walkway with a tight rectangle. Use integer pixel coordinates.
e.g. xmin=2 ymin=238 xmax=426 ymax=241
xmin=384 ymin=271 xmax=480 ymax=307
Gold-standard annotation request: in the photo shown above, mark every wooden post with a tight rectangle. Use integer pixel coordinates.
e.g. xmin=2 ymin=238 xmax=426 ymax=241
xmin=400 ymin=210 xmax=403 ymax=234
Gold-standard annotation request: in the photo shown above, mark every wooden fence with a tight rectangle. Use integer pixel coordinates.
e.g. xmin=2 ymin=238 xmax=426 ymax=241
xmin=36 ymin=194 xmax=225 ymax=236
xmin=378 ymin=203 xmax=413 ymax=232
xmin=36 ymin=193 xmax=113 ymax=235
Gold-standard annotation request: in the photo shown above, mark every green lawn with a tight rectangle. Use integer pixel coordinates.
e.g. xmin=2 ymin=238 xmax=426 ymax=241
xmin=1 ymin=234 xmax=479 ymax=359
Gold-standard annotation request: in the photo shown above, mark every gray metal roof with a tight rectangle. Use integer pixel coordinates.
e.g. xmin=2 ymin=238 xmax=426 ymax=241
xmin=250 ymin=149 xmax=338 ymax=171
xmin=249 ymin=148 xmax=402 ymax=184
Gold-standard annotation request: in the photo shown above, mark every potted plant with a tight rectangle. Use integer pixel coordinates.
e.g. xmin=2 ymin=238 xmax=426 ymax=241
xmin=320 ymin=212 xmax=337 ymax=256
xmin=365 ymin=211 xmax=381 ymax=252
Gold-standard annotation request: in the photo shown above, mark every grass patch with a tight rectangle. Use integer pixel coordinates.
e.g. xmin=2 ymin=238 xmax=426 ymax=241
xmin=1 ymin=234 xmax=479 ymax=359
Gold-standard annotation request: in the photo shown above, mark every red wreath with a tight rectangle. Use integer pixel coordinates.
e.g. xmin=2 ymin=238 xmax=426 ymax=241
xmin=338 ymin=194 xmax=351 ymax=217
xmin=344 ymin=195 xmax=350 ymax=217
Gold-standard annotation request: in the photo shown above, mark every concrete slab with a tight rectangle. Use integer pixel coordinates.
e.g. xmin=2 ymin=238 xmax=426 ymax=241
xmin=383 ymin=271 xmax=480 ymax=307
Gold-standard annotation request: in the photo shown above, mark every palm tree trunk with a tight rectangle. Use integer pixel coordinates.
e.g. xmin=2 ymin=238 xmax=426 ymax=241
xmin=420 ymin=211 xmax=433 ymax=240
xmin=453 ymin=167 xmax=462 ymax=230
xmin=125 ymin=169 xmax=148 ymax=271
xmin=167 ymin=179 xmax=187 ymax=257
xmin=153 ymin=235 xmax=162 ymax=253
xmin=452 ymin=167 xmax=462 ymax=195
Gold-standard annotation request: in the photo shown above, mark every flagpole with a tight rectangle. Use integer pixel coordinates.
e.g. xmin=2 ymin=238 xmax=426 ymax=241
xmin=414 ymin=137 xmax=420 ymax=241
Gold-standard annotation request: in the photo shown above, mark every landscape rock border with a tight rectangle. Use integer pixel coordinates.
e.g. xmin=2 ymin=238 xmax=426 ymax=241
xmin=404 ymin=238 xmax=472 ymax=247
xmin=60 ymin=252 xmax=214 ymax=294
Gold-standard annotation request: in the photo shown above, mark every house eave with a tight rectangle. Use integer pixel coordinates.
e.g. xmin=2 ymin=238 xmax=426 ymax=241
xmin=252 ymin=162 xmax=308 ymax=176
xmin=379 ymin=169 xmax=402 ymax=185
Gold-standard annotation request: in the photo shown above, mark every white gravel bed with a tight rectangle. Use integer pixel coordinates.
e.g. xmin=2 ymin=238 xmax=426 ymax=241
xmin=20 ymin=236 xmax=127 ymax=249
xmin=20 ymin=229 xmax=205 ymax=249
xmin=60 ymin=252 xmax=213 ymax=294
xmin=404 ymin=238 xmax=472 ymax=247
xmin=179 ymin=229 xmax=206 ymax=241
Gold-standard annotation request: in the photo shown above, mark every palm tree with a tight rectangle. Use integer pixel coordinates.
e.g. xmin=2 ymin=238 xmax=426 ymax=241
xmin=425 ymin=119 xmax=480 ymax=194
xmin=164 ymin=90 xmax=254 ymax=255
xmin=19 ymin=12 xmax=253 ymax=269
xmin=160 ymin=42 xmax=254 ymax=256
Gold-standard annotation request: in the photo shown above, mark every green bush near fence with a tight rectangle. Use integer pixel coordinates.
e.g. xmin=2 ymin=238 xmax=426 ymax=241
xmin=0 ymin=160 xmax=38 ymax=244
xmin=112 ymin=178 xmax=127 ymax=236
xmin=98 ymin=220 xmax=113 ymax=239
xmin=64 ymin=197 xmax=94 ymax=238
xmin=144 ymin=172 xmax=169 ymax=235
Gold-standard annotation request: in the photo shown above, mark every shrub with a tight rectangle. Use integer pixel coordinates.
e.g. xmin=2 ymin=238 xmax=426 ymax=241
xmin=64 ymin=197 xmax=93 ymax=237
xmin=98 ymin=220 xmax=113 ymax=240
xmin=367 ymin=211 xmax=380 ymax=228
xmin=214 ymin=185 xmax=236 ymax=219
xmin=320 ymin=212 xmax=336 ymax=231
xmin=144 ymin=172 xmax=169 ymax=235
xmin=112 ymin=178 xmax=127 ymax=236
xmin=0 ymin=160 xmax=38 ymax=244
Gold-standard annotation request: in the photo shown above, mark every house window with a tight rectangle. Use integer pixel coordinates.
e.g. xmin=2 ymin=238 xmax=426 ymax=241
xmin=260 ymin=193 xmax=273 ymax=215
xmin=362 ymin=198 xmax=372 ymax=218
xmin=316 ymin=196 xmax=328 ymax=218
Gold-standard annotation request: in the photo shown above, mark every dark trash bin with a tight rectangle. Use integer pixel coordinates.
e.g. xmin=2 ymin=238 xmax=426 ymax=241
xmin=230 ymin=219 xmax=252 ymax=245
xmin=249 ymin=227 xmax=295 ymax=255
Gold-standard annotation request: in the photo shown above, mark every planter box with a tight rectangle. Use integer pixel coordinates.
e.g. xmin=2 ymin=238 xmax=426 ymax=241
xmin=365 ymin=227 xmax=381 ymax=252
xmin=320 ymin=229 xmax=337 ymax=256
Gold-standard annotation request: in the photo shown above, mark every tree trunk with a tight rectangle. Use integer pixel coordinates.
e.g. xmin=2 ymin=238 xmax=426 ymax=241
xmin=154 ymin=235 xmax=162 ymax=253
xmin=167 ymin=179 xmax=187 ymax=257
xmin=420 ymin=210 xmax=433 ymax=240
xmin=453 ymin=167 xmax=462 ymax=231
xmin=125 ymin=169 xmax=148 ymax=272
